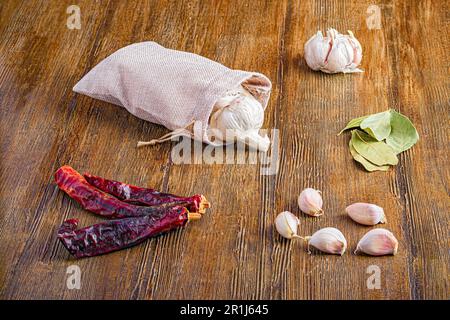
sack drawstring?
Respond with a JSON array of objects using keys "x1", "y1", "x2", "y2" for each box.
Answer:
[{"x1": 137, "y1": 120, "x2": 195, "y2": 148}]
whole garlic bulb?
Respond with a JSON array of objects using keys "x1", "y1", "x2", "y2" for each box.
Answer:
[
  {"x1": 275, "y1": 211, "x2": 300, "y2": 239},
  {"x1": 305, "y1": 227, "x2": 347, "y2": 255},
  {"x1": 304, "y1": 28, "x2": 363, "y2": 74},
  {"x1": 209, "y1": 86, "x2": 270, "y2": 152},
  {"x1": 346, "y1": 203, "x2": 386, "y2": 226}
]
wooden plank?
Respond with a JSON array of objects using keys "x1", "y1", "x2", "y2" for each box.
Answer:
[
  {"x1": 0, "y1": 0, "x2": 448, "y2": 300},
  {"x1": 0, "y1": 0, "x2": 176, "y2": 299},
  {"x1": 384, "y1": 0, "x2": 449, "y2": 299},
  {"x1": 270, "y1": 0, "x2": 410, "y2": 299},
  {"x1": 145, "y1": 0, "x2": 287, "y2": 299}
]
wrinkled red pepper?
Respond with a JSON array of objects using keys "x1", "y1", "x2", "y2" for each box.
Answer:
[
  {"x1": 83, "y1": 173, "x2": 210, "y2": 214},
  {"x1": 55, "y1": 165, "x2": 205, "y2": 258},
  {"x1": 55, "y1": 166, "x2": 185, "y2": 219},
  {"x1": 57, "y1": 206, "x2": 193, "y2": 258}
]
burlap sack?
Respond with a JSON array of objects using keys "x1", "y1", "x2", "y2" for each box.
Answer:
[{"x1": 73, "y1": 41, "x2": 272, "y2": 145}]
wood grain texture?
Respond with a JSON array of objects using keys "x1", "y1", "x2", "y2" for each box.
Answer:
[{"x1": 0, "y1": 0, "x2": 448, "y2": 299}]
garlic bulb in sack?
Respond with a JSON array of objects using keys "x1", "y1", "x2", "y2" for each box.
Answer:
[
  {"x1": 304, "y1": 28, "x2": 363, "y2": 74},
  {"x1": 209, "y1": 86, "x2": 270, "y2": 152}
]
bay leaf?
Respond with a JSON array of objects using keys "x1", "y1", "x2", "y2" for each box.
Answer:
[
  {"x1": 360, "y1": 110, "x2": 392, "y2": 141},
  {"x1": 385, "y1": 110, "x2": 419, "y2": 154},
  {"x1": 351, "y1": 130, "x2": 398, "y2": 166},
  {"x1": 349, "y1": 140, "x2": 390, "y2": 172},
  {"x1": 338, "y1": 115, "x2": 369, "y2": 135}
]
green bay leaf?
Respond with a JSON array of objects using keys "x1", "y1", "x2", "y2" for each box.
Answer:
[
  {"x1": 349, "y1": 140, "x2": 390, "y2": 172},
  {"x1": 360, "y1": 110, "x2": 392, "y2": 141},
  {"x1": 338, "y1": 115, "x2": 369, "y2": 135},
  {"x1": 385, "y1": 110, "x2": 419, "y2": 154},
  {"x1": 351, "y1": 130, "x2": 398, "y2": 166}
]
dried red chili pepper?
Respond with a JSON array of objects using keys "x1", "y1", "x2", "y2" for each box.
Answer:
[
  {"x1": 58, "y1": 206, "x2": 201, "y2": 258},
  {"x1": 83, "y1": 173, "x2": 210, "y2": 214},
  {"x1": 55, "y1": 165, "x2": 186, "y2": 219}
]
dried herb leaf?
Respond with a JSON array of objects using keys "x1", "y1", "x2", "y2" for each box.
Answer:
[
  {"x1": 360, "y1": 110, "x2": 392, "y2": 141},
  {"x1": 338, "y1": 115, "x2": 369, "y2": 135},
  {"x1": 385, "y1": 110, "x2": 419, "y2": 154},
  {"x1": 349, "y1": 140, "x2": 390, "y2": 172},
  {"x1": 351, "y1": 130, "x2": 398, "y2": 166},
  {"x1": 341, "y1": 110, "x2": 418, "y2": 172}
]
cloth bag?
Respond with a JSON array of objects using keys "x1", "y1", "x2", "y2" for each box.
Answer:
[{"x1": 73, "y1": 41, "x2": 272, "y2": 146}]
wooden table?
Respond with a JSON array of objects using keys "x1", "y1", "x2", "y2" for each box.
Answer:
[{"x1": 0, "y1": 0, "x2": 448, "y2": 300}]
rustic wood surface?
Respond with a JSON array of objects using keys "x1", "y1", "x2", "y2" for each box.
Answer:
[{"x1": 0, "y1": 0, "x2": 448, "y2": 300}]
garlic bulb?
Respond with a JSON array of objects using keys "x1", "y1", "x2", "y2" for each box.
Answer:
[
  {"x1": 209, "y1": 86, "x2": 270, "y2": 152},
  {"x1": 275, "y1": 211, "x2": 300, "y2": 239},
  {"x1": 355, "y1": 228, "x2": 398, "y2": 256},
  {"x1": 304, "y1": 227, "x2": 347, "y2": 255},
  {"x1": 304, "y1": 28, "x2": 363, "y2": 74},
  {"x1": 346, "y1": 203, "x2": 386, "y2": 226},
  {"x1": 298, "y1": 188, "x2": 323, "y2": 216}
]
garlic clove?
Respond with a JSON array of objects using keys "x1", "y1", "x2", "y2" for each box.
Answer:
[
  {"x1": 298, "y1": 188, "x2": 323, "y2": 216},
  {"x1": 355, "y1": 228, "x2": 398, "y2": 256},
  {"x1": 346, "y1": 31, "x2": 363, "y2": 70},
  {"x1": 322, "y1": 30, "x2": 347, "y2": 73},
  {"x1": 345, "y1": 203, "x2": 386, "y2": 226},
  {"x1": 275, "y1": 211, "x2": 300, "y2": 239},
  {"x1": 304, "y1": 31, "x2": 331, "y2": 71},
  {"x1": 305, "y1": 227, "x2": 347, "y2": 255}
]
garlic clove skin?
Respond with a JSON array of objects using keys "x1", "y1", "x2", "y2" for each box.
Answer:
[
  {"x1": 304, "y1": 28, "x2": 363, "y2": 74},
  {"x1": 305, "y1": 227, "x2": 347, "y2": 255},
  {"x1": 234, "y1": 129, "x2": 270, "y2": 152},
  {"x1": 214, "y1": 88, "x2": 242, "y2": 109},
  {"x1": 275, "y1": 211, "x2": 300, "y2": 239},
  {"x1": 345, "y1": 203, "x2": 386, "y2": 226},
  {"x1": 345, "y1": 31, "x2": 363, "y2": 70},
  {"x1": 355, "y1": 228, "x2": 398, "y2": 256},
  {"x1": 298, "y1": 188, "x2": 323, "y2": 216}
]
